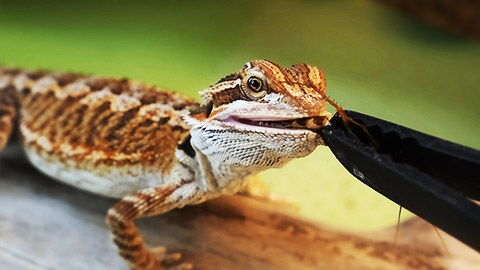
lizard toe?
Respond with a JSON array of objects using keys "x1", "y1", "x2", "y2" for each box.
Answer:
[{"x1": 150, "y1": 247, "x2": 192, "y2": 270}]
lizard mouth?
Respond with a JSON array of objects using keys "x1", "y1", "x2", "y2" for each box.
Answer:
[{"x1": 231, "y1": 116, "x2": 329, "y2": 132}]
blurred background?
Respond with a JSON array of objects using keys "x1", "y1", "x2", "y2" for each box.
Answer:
[{"x1": 1, "y1": 0, "x2": 479, "y2": 230}]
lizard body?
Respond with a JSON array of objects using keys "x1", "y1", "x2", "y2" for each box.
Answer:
[{"x1": 0, "y1": 60, "x2": 331, "y2": 269}]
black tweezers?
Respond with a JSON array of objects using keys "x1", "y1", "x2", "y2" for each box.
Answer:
[{"x1": 320, "y1": 110, "x2": 480, "y2": 252}]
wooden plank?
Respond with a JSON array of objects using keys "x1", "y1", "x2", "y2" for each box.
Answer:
[{"x1": 1, "y1": 154, "x2": 478, "y2": 270}]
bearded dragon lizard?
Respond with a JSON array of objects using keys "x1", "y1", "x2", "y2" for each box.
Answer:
[{"x1": 0, "y1": 60, "x2": 334, "y2": 270}]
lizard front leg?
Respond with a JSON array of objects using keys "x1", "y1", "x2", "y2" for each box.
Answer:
[{"x1": 106, "y1": 181, "x2": 206, "y2": 270}]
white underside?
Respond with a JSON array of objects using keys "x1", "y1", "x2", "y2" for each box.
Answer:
[{"x1": 24, "y1": 147, "x2": 166, "y2": 199}]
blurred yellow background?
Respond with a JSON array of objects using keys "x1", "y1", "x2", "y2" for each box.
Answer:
[{"x1": 1, "y1": 0, "x2": 479, "y2": 230}]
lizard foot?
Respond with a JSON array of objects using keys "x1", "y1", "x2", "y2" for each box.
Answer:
[{"x1": 151, "y1": 247, "x2": 193, "y2": 270}]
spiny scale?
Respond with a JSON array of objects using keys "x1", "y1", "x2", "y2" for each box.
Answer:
[{"x1": 0, "y1": 68, "x2": 197, "y2": 197}]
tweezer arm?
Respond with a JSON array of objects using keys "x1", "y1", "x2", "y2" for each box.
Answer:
[{"x1": 320, "y1": 110, "x2": 480, "y2": 251}]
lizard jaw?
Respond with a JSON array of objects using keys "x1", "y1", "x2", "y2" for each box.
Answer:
[{"x1": 228, "y1": 115, "x2": 329, "y2": 133}]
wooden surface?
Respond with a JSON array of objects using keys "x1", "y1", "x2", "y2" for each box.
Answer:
[{"x1": 1, "y1": 152, "x2": 479, "y2": 270}]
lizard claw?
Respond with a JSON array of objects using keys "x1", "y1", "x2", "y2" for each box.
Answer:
[
  {"x1": 168, "y1": 263, "x2": 193, "y2": 270},
  {"x1": 151, "y1": 247, "x2": 193, "y2": 270}
]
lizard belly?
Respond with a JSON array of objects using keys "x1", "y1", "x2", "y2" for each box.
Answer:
[{"x1": 24, "y1": 146, "x2": 166, "y2": 198}]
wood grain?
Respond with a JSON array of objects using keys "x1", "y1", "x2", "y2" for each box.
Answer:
[{"x1": 1, "y1": 151, "x2": 478, "y2": 270}]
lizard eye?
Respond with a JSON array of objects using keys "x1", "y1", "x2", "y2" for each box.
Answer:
[
  {"x1": 242, "y1": 75, "x2": 266, "y2": 100},
  {"x1": 247, "y1": 77, "x2": 263, "y2": 92}
]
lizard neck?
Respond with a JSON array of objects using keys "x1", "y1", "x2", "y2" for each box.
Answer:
[
  {"x1": 192, "y1": 148, "x2": 261, "y2": 195},
  {"x1": 176, "y1": 132, "x2": 255, "y2": 194}
]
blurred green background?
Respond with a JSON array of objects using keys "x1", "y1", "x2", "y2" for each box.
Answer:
[{"x1": 1, "y1": 0, "x2": 479, "y2": 230}]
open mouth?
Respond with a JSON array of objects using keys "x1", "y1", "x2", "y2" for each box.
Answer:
[{"x1": 232, "y1": 116, "x2": 329, "y2": 132}]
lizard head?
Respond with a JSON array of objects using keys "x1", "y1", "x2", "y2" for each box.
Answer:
[{"x1": 186, "y1": 60, "x2": 332, "y2": 172}]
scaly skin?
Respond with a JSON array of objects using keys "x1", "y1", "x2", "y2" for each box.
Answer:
[{"x1": 0, "y1": 60, "x2": 332, "y2": 269}]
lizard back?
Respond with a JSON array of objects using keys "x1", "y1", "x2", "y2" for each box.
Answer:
[{"x1": 0, "y1": 68, "x2": 198, "y2": 197}]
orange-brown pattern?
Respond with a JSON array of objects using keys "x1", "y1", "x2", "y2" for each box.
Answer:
[
  {"x1": 0, "y1": 83, "x2": 17, "y2": 149},
  {"x1": 0, "y1": 68, "x2": 197, "y2": 173},
  {"x1": 208, "y1": 61, "x2": 327, "y2": 117},
  {"x1": 0, "y1": 68, "x2": 204, "y2": 269}
]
